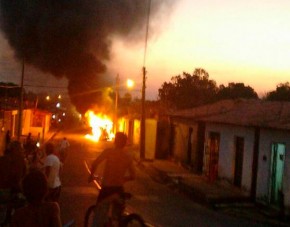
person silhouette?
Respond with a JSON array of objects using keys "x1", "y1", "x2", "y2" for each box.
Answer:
[{"x1": 11, "y1": 170, "x2": 62, "y2": 227}]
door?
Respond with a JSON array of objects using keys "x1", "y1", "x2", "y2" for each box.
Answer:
[
  {"x1": 187, "y1": 127, "x2": 193, "y2": 165},
  {"x1": 234, "y1": 137, "x2": 244, "y2": 187},
  {"x1": 208, "y1": 132, "x2": 220, "y2": 182},
  {"x1": 269, "y1": 143, "x2": 285, "y2": 206}
]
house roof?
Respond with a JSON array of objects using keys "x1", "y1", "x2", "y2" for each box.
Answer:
[{"x1": 170, "y1": 99, "x2": 290, "y2": 130}]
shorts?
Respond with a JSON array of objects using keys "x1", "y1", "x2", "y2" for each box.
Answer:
[{"x1": 97, "y1": 186, "x2": 124, "y2": 203}]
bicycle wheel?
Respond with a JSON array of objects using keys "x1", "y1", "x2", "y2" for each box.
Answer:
[
  {"x1": 84, "y1": 205, "x2": 96, "y2": 227},
  {"x1": 121, "y1": 213, "x2": 146, "y2": 227}
]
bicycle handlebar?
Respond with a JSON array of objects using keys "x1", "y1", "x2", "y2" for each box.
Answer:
[
  {"x1": 84, "y1": 161, "x2": 133, "y2": 201},
  {"x1": 84, "y1": 161, "x2": 102, "y2": 190}
]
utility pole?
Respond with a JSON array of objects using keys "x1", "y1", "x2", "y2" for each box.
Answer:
[
  {"x1": 140, "y1": 67, "x2": 146, "y2": 159},
  {"x1": 140, "y1": 0, "x2": 151, "y2": 160},
  {"x1": 17, "y1": 58, "x2": 24, "y2": 141}
]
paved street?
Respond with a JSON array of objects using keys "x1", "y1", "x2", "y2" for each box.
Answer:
[{"x1": 55, "y1": 130, "x2": 274, "y2": 227}]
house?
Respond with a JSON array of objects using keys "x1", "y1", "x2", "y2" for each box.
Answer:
[
  {"x1": 0, "y1": 108, "x2": 52, "y2": 155},
  {"x1": 169, "y1": 99, "x2": 290, "y2": 213}
]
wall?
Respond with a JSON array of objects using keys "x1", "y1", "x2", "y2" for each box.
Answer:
[
  {"x1": 145, "y1": 119, "x2": 157, "y2": 160},
  {"x1": 173, "y1": 123, "x2": 189, "y2": 163},
  {"x1": 205, "y1": 123, "x2": 255, "y2": 192},
  {"x1": 256, "y1": 128, "x2": 290, "y2": 211}
]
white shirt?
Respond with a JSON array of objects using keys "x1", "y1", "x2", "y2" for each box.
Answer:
[
  {"x1": 59, "y1": 139, "x2": 70, "y2": 150},
  {"x1": 44, "y1": 154, "x2": 61, "y2": 188}
]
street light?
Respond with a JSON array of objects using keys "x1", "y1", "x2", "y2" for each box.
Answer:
[
  {"x1": 114, "y1": 76, "x2": 136, "y2": 134},
  {"x1": 126, "y1": 79, "x2": 135, "y2": 89}
]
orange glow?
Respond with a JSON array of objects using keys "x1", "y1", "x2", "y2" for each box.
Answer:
[{"x1": 84, "y1": 110, "x2": 114, "y2": 142}]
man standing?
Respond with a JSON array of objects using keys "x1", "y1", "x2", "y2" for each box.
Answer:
[
  {"x1": 59, "y1": 137, "x2": 70, "y2": 163},
  {"x1": 44, "y1": 143, "x2": 62, "y2": 203}
]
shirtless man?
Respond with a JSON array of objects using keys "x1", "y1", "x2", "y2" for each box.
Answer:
[
  {"x1": 89, "y1": 132, "x2": 135, "y2": 202},
  {"x1": 88, "y1": 132, "x2": 135, "y2": 226}
]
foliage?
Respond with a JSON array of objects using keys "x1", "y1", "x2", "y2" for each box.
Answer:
[
  {"x1": 265, "y1": 82, "x2": 290, "y2": 101},
  {"x1": 158, "y1": 68, "x2": 218, "y2": 110},
  {"x1": 216, "y1": 82, "x2": 258, "y2": 100}
]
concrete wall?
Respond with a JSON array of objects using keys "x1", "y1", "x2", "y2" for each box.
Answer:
[
  {"x1": 256, "y1": 128, "x2": 290, "y2": 211},
  {"x1": 173, "y1": 123, "x2": 188, "y2": 162},
  {"x1": 172, "y1": 122, "x2": 199, "y2": 165},
  {"x1": 145, "y1": 119, "x2": 157, "y2": 160},
  {"x1": 205, "y1": 123, "x2": 255, "y2": 192}
]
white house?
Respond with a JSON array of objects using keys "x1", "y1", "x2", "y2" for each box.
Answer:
[{"x1": 170, "y1": 99, "x2": 290, "y2": 213}]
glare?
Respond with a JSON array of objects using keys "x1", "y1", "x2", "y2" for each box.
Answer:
[
  {"x1": 58, "y1": 94, "x2": 62, "y2": 99},
  {"x1": 46, "y1": 96, "x2": 50, "y2": 101},
  {"x1": 56, "y1": 103, "x2": 61, "y2": 108},
  {"x1": 126, "y1": 79, "x2": 135, "y2": 88}
]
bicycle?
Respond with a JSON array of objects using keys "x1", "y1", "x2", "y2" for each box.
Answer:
[{"x1": 84, "y1": 162, "x2": 146, "y2": 227}]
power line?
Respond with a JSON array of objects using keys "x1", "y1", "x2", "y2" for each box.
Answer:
[{"x1": 24, "y1": 84, "x2": 67, "y2": 89}]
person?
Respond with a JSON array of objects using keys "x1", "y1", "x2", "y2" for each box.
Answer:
[
  {"x1": 88, "y1": 132, "x2": 136, "y2": 226},
  {"x1": 29, "y1": 147, "x2": 44, "y2": 172},
  {"x1": 10, "y1": 170, "x2": 62, "y2": 227},
  {"x1": 0, "y1": 141, "x2": 27, "y2": 194},
  {"x1": 44, "y1": 143, "x2": 62, "y2": 203},
  {"x1": 58, "y1": 137, "x2": 70, "y2": 163},
  {"x1": 24, "y1": 133, "x2": 35, "y2": 159},
  {"x1": 0, "y1": 141, "x2": 27, "y2": 225}
]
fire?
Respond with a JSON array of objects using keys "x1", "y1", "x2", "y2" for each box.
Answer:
[{"x1": 84, "y1": 110, "x2": 114, "y2": 142}]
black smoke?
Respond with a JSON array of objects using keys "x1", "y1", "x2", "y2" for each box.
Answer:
[{"x1": 0, "y1": 0, "x2": 174, "y2": 113}]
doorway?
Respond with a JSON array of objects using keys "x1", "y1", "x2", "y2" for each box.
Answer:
[
  {"x1": 208, "y1": 132, "x2": 220, "y2": 182},
  {"x1": 187, "y1": 127, "x2": 193, "y2": 165},
  {"x1": 269, "y1": 143, "x2": 285, "y2": 206},
  {"x1": 234, "y1": 137, "x2": 244, "y2": 187}
]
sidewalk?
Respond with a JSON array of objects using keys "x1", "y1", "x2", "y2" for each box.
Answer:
[{"x1": 138, "y1": 158, "x2": 289, "y2": 226}]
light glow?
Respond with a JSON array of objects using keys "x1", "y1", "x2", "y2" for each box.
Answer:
[{"x1": 126, "y1": 79, "x2": 135, "y2": 88}]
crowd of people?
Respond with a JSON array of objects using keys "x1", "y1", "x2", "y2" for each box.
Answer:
[
  {"x1": 0, "y1": 131, "x2": 135, "y2": 227},
  {"x1": 0, "y1": 132, "x2": 69, "y2": 226}
]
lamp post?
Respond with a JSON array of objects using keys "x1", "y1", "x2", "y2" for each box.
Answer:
[{"x1": 114, "y1": 76, "x2": 135, "y2": 134}]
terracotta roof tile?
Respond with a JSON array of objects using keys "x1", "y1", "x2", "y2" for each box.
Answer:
[{"x1": 170, "y1": 99, "x2": 290, "y2": 130}]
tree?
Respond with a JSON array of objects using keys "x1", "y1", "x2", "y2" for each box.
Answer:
[
  {"x1": 216, "y1": 82, "x2": 258, "y2": 101},
  {"x1": 158, "y1": 68, "x2": 218, "y2": 110},
  {"x1": 265, "y1": 82, "x2": 290, "y2": 101}
]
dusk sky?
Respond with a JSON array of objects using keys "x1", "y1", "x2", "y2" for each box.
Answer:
[{"x1": 1, "y1": 0, "x2": 290, "y2": 100}]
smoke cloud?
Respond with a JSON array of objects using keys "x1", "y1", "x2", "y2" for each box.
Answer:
[{"x1": 0, "y1": 0, "x2": 174, "y2": 113}]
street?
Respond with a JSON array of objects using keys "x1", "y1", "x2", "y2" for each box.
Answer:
[{"x1": 55, "y1": 130, "x2": 269, "y2": 227}]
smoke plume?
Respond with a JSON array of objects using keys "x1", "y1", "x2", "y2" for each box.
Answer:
[{"x1": 0, "y1": 0, "x2": 174, "y2": 113}]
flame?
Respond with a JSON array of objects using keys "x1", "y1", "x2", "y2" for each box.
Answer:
[{"x1": 84, "y1": 110, "x2": 114, "y2": 142}]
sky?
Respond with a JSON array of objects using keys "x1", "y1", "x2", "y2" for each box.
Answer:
[{"x1": 1, "y1": 0, "x2": 290, "y2": 100}]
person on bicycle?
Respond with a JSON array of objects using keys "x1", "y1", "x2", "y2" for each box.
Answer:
[{"x1": 88, "y1": 132, "x2": 136, "y2": 225}]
